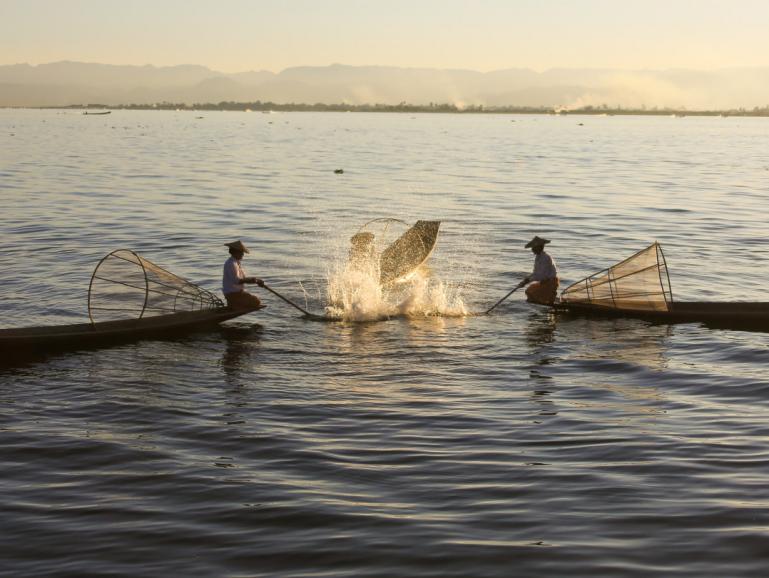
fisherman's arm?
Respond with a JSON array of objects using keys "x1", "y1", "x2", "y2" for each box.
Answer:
[
  {"x1": 238, "y1": 276, "x2": 264, "y2": 286},
  {"x1": 521, "y1": 259, "x2": 540, "y2": 286},
  {"x1": 524, "y1": 254, "x2": 552, "y2": 285}
]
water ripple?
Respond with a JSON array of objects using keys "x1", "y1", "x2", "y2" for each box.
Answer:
[{"x1": 2, "y1": 110, "x2": 769, "y2": 577}]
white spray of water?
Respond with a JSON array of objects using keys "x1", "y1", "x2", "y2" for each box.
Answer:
[{"x1": 324, "y1": 260, "x2": 467, "y2": 322}]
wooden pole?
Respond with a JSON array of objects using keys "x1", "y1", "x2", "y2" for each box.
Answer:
[
  {"x1": 261, "y1": 283, "x2": 325, "y2": 320},
  {"x1": 485, "y1": 283, "x2": 524, "y2": 314}
]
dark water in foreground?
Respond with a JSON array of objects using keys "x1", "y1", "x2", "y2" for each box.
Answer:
[{"x1": 1, "y1": 110, "x2": 769, "y2": 576}]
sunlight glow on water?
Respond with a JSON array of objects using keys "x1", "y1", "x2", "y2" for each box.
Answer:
[
  {"x1": 1, "y1": 110, "x2": 768, "y2": 577},
  {"x1": 325, "y1": 265, "x2": 468, "y2": 321}
]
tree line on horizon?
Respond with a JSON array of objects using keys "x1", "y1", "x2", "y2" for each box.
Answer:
[{"x1": 60, "y1": 101, "x2": 769, "y2": 116}]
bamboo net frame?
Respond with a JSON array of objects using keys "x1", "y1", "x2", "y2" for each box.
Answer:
[
  {"x1": 561, "y1": 242, "x2": 673, "y2": 312},
  {"x1": 87, "y1": 249, "x2": 223, "y2": 324}
]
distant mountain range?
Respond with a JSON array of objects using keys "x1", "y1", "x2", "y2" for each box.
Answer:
[{"x1": 2, "y1": 61, "x2": 769, "y2": 110}]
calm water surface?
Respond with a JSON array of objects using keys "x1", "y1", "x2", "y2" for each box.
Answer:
[{"x1": 1, "y1": 110, "x2": 769, "y2": 576}]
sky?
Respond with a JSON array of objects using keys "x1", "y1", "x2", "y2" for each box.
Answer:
[{"x1": 1, "y1": 0, "x2": 769, "y2": 73}]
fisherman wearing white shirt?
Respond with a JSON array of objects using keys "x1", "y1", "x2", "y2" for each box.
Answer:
[
  {"x1": 520, "y1": 235, "x2": 559, "y2": 305},
  {"x1": 222, "y1": 240, "x2": 263, "y2": 310}
]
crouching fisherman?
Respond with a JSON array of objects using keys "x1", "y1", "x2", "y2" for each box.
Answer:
[
  {"x1": 520, "y1": 236, "x2": 559, "y2": 305},
  {"x1": 222, "y1": 240, "x2": 263, "y2": 310}
]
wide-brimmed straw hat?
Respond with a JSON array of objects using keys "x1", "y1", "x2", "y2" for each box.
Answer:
[
  {"x1": 225, "y1": 240, "x2": 249, "y2": 254},
  {"x1": 524, "y1": 235, "x2": 551, "y2": 248}
]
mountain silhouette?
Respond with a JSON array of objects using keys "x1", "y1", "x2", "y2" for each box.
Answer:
[{"x1": 2, "y1": 61, "x2": 768, "y2": 109}]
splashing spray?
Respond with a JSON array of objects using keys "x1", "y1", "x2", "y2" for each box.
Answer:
[{"x1": 324, "y1": 255, "x2": 467, "y2": 321}]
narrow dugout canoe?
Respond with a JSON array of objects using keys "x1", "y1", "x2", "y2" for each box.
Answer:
[
  {"x1": 553, "y1": 301, "x2": 769, "y2": 331},
  {"x1": 0, "y1": 306, "x2": 263, "y2": 353}
]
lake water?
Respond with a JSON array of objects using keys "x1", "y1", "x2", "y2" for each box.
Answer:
[{"x1": 1, "y1": 109, "x2": 768, "y2": 577}]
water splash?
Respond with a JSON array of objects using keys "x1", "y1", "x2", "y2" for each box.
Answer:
[{"x1": 324, "y1": 260, "x2": 467, "y2": 322}]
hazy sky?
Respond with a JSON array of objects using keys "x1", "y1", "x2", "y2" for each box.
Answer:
[{"x1": 2, "y1": 0, "x2": 768, "y2": 72}]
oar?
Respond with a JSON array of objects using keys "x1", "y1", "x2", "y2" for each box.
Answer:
[
  {"x1": 485, "y1": 282, "x2": 525, "y2": 314},
  {"x1": 259, "y1": 282, "x2": 326, "y2": 320}
]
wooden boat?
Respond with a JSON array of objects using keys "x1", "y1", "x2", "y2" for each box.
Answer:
[
  {"x1": 0, "y1": 307, "x2": 261, "y2": 353},
  {"x1": 0, "y1": 249, "x2": 262, "y2": 355},
  {"x1": 83, "y1": 110, "x2": 111, "y2": 115},
  {"x1": 555, "y1": 243, "x2": 769, "y2": 332},
  {"x1": 553, "y1": 300, "x2": 769, "y2": 331}
]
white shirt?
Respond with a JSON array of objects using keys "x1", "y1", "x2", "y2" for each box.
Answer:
[
  {"x1": 531, "y1": 251, "x2": 558, "y2": 282},
  {"x1": 222, "y1": 256, "x2": 246, "y2": 295}
]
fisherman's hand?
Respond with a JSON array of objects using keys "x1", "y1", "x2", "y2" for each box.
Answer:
[
  {"x1": 255, "y1": 278, "x2": 265, "y2": 287},
  {"x1": 520, "y1": 278, "x2": 529, "y2": 287}
]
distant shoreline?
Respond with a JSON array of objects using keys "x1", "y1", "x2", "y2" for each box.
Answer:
[{"x1": 9, "y1": 102, "x2": 769, "y2": 117}]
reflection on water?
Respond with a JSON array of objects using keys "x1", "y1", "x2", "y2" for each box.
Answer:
[
  {"x1": 521, "y1": 309, "x2": 675, "y2": 422},
  {"x1": 524, "y1": 309, "x2": 557, "y2": 350},
  {"x1": 524, "y1": 308, "x2": 558, "y2": 379},
  {"x1": 522, "y1": 310, "x2": 559, "y2": 421},
  {"x1": 562, "y1": 316, "x2": 673, "y2": 371},
  {"x1": 218, "y1": 323, "x2": 263, "y2": 383},
  {"x1": 551, "y1": 315, "x2": 674, "y2": 424}
]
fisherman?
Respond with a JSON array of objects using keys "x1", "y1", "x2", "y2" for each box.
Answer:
[
  {"x1": 520, "y1": 236, "x2": 559, "y2": 305},
  {"x1": 222, "y1": 240, "x2": 263, "y2": 310}
]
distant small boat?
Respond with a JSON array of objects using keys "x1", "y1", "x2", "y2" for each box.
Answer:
[{"x1": 83, "y1": 110, "x2": 111, "y2": 115}]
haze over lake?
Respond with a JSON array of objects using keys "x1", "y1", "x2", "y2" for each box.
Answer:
[{"x1": 4, "y1": 61, "x2": 769, "y2": 110}]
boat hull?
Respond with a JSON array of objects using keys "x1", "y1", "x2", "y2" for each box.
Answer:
[
  {"x1": 0, "y1": 306, "x2": 262, "y2": 355},
  {"x1": 554, "y1": 301, "x2": 769, "y2": 332}
]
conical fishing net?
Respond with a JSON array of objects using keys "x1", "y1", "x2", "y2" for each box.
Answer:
[
  {"x1": 561, "y1": 242, "x2": 673, "y2": 312},
  {"x1": 379, "y1": 220, "x2": 440, "y2": 285},
  {"x1": 88, "y1": 249, "x2": 223, "y2": 323}
]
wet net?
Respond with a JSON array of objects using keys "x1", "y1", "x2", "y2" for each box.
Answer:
[
  {"x1": 88, "y1": 249, "x2": 223, "y2": 323},
  {"x1": 379, "y1": 220, "x2": 441, "y2": 285},
  {"x1": 561, "y1": 242, "x2": 673, "y2": 312}
]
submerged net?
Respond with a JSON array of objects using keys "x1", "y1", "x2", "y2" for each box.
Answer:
[
  {"x1": 88, "y1": 249, "x2": 223, "y2": 323},
  {"x1": 561, "y1": 242, "x2": 673, "y2": 312}
]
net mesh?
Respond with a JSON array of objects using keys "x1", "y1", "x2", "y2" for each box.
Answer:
[
  {"x1": 88, "y1": 249, "x2": 223, "y2": 323},
  {"x1": 379, "y1": 220, "x2": 440, "y2": 285},
  {"x1": 561, "y1": 242, "x2": 673, "y2": 312}
]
